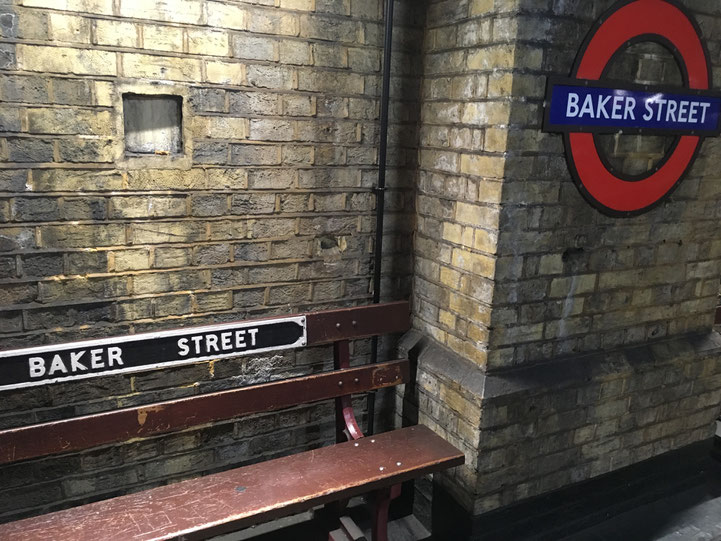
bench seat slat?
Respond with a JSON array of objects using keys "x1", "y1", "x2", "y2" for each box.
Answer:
[
  {"x1": 0, "y1": 425, "x2": 464, "y2": 541},
  {"x1": 0, "y1": 360, "x2": 409, "y2": 465}
]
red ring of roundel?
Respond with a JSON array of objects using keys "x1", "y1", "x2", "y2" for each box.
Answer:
[{"x1": 566, "y1": 0, "x2": 710, "y2": 216}]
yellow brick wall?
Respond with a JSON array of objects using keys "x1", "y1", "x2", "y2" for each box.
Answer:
[
  {"x1": 0, "y1": 0, "x2": 423, "y2": 521},
  {"x1": 0, "y1": 0, "x2": 419, "y2": 349},
  {"x1": 413, "y1": 0, "x2": 516, "y2": 368}
]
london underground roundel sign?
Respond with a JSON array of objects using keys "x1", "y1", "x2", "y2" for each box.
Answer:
[{"x1": 543, "y1": 0, "x2": 721, "y2": 217}]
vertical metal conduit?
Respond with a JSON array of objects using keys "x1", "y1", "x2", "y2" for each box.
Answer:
[{"x1": 367, "y1": 0, "x2": 395, "y2": 435}]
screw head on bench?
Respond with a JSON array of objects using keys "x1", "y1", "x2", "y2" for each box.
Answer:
[
  {"x1": 338, "y1": 381, "x2": 343, "y2": 386},
  {"x1": 336, "y1": 323, "x2": 341, "y2": 329},
  {"x1": 352, "y1": 320, "x2": 357, "y2": 326},
  {"x1": 379, "y1": 466, "x2": 385, "y2": 471},
  {"x1": 354, "y1": 377, "x2": 359, "y2": 383}
]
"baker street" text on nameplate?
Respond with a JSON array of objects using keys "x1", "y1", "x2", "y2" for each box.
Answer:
[{"x1": 0, "y1": 316, "x2": 306, "y2": 391}]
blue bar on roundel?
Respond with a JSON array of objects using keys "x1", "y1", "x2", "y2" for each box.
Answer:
[{"x1": 546, "y1": 82, "x2": 721, "y2": 134}]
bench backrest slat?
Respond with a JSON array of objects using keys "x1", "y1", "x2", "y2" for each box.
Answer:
[
  {"x1": 0, "y1": 359, "x2": 409, "y2": 464},
  {"x1": 305, "y1": 301, "x2": 409, "y2": 345}
]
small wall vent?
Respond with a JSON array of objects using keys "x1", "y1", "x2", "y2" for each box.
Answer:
[{"x1": 122, "y1": 94, "x2": 183, "y2": 155}]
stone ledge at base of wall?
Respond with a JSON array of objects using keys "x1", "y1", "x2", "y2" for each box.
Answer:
[{"x1": 398, "y1": 329, "x2": 721, "y2": 536}]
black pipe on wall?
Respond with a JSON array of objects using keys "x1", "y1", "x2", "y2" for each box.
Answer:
[{"x1": 367, "y1": 0, "x2": 395, "y2": 436}]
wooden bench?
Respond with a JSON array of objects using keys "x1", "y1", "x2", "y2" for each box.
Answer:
[{"x1": 0, "y1": 301, "x2": 463, "y2": 541}]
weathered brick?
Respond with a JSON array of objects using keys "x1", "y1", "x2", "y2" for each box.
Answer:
[
  {"x1": 39, "y1": 276, "x2": 128, "y2": 302},
  {"x1": 0, "y1": 311, "x2": 22, "y2": 333},
  {"x1": 122, "y1": 53, "x2": 201, "y2": 81},
  {"x1": 279, "y1": 39, "x2": 311, "y2": 65},
  {"x1": 58, "y1": 139, "x2": 114, "y2": 163},
  {"x1": 0, "y1": 107, "x2": 21, "y2": 132},
  {"x1": 39, "y1": 224, "x2": 125, "y2": 248},
  {"x1": 7, "y1": 138, "x2": 54, "y2": 163},
  {"x1": 49, "y1": 13, "x2": 90, "y2": 44},
  {"x1": 142, "y1": 24, "x2": 183, "y2": 52},
  {"x1": 192, "y1": 194, "x2": 228, "y2": 217},
  {"x1": 154, "y1": 293, "x2": 192, "y2": 316},
  {"x1": 20, "y1": 0, "x2": 114, "y2": 14},
  {"x1": 249, "y1": 119, "x2": 293, "y2": 141},
  {"x1": 231, "y1": 34, "x2": 276, "y2": 61},
  {"x1": 13, "y1": 197, "x2": 60, "y2": 221},
  {"x1": 154, "y1": 247, "x2": 191, "y2": 268},
  {"x1": 193, "y1": 142, "x2": 229, "y2": 164},
  {"x1": 109, "y1": 196, "x2": 187, "y2": 219},
  {"x1": 247, "y1": 9, "x2": 299, "y2": 36},
  {"x1": 195, "y1": 290, "x2": 232, "y2": 311},
  {"x1": 133, "y1": 270, "x2": 208, "y2": 294},
  {"x1": 282, "y1": 95, "x2": 314, "y2": 116},
  {"x1": 0, "y1": 75, "x2": 48, "y2": 103},
  {"x1": 193, "y1": 244, "x2": 230, "y2": 266},
  {"x1": 300, "y1": 14, "x2": 359, "y2": 42},
  {"x1": 22, "y1": 254, "x2": 63, "y2": 276},
  {"x1": 31, "y1": 170, "x2": 123, "y2": 192},
  {"x1": 297, "y1": 69, "x2": 364, "y2": 94},
  {"x1": 27, "y1": 108, "x2": 112, "y2": 135},
  {"x1": 66, "y1": 251, "x2": 108, "y2": 274},
  {"x1": 230, "y1": 144, "x2": 281, "y2": 166},
  {"x1": 246, "y1": 65, "x2": 294, "y2": 90},
  {"x1": 207, "y1": 1, "x2": 246, "y2": 30},
  {"x1": 204, "y1": 60, "x2": 244, "y2": 85},
  {"x1": 234, "y1": 241, "x2": 269, "y2": 262},
  {"x1": 130, "y1": 222, "x2": 206, "y2": 244},
  {"x1": 112, "y1": 249, "x2": 150, "y2": 271},
  {"x1": 17, "y1": 44, "x2": 115, "y2": 75},
  {"x1": 119, "y1": 0, "x2": 204, "y2": 25},
  {"x1": 193, "y1": 116, "x2": 246, "y2": 139},
  {"x1": 95, "y1": 19, "x2": 137, "y2": 47},
  {"x1": 189, "y1": 88, "x2": 226, "y2": 113},
  {"x1": 188, "y1": 29, "x2": 229, "y2": 56},
  {"x1": 231, "y1": 193, "x2": 275, "y2": 215}
]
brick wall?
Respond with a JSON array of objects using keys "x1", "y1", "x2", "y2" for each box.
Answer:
[
  {"x1": 413, "y1": 0, "x2": 506, "y2": 369},
  {"x1": 487, "y1": 0, "x2": 721, "y2": 369},
  {"x1": 3, "y1": 0, "x2": 720, "y2": 531},
  {"x1": 407, "y1": 0, "x2": 721, "y2": 532},
  {"x1": 0, "y1": 0, "x2": 423, "y2": 521}
]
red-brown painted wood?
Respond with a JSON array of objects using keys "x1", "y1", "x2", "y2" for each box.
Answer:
[
  {"x1": 0, "y1": 425, "x2": 464, "y2": 541},
  {"x1": 305, "y1": 301, "x2": 409, "y2": 345},
  {"x1": 0, "y1": 360, "x2": 409, "y2": 464},
  {"x1": 371, "y1": 487, "x2": 393, "y2": 541}
]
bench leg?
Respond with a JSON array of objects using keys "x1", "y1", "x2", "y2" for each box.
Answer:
[{"x1": 371, "y1": 487, "x2": 392, "y2": 541}]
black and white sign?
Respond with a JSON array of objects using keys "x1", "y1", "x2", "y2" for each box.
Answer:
[{"x1": 0, "y1": 316, "x2": 306, "y2": 391}]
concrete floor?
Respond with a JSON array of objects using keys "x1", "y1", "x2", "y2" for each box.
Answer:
[{"x1": 563, "y1": 451, "x2": 721, "y2": 541}]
